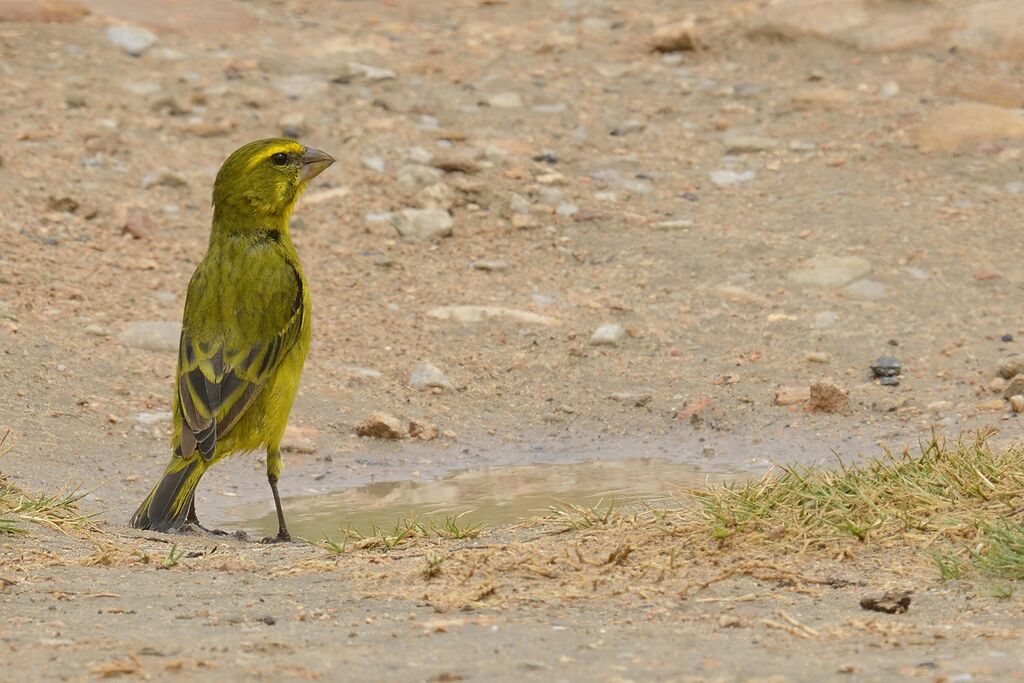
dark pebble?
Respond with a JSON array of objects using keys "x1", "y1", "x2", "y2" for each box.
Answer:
[
  {"x1": 1002, "y1": 334, "x2": 1014, "y2": 343},
  {"x1": 871, "y1": 356, "x2": 902, "y2": 377},
  {"x1": 532, "y1": 151, "x2": 558, "y2": 164},
  {"x1": 262, "y1": 615, "x2": 276, "y2": 626},
  {"x1": 879, "y1": 376, "x2": 900, "y2": 387}
]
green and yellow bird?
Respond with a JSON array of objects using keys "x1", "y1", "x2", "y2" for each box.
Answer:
[{"x1": 130, "y1": 138, "x2": 334, "y2": 542}]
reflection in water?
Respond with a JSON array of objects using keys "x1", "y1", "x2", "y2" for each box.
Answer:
[{"x1": 234, "y1": 459, "x2": 728, "y2": 540}]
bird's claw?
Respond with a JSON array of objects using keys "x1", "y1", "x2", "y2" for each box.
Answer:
[{"x1": 260, "y1": 531, "x2": 291, "y2": 544}]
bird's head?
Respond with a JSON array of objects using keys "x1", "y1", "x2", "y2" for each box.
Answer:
[{"x1": 212, "y1": 138, "x2": 334, "y2": 222}]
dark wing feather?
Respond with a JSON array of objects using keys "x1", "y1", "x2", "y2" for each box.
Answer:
[{"x1": 175, "y1": 257, "x2": 304, "y2": 461}]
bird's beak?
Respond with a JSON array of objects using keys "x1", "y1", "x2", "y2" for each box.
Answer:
[{"x1": 300, "y1": 147, "x2": 335, "y2": 181}]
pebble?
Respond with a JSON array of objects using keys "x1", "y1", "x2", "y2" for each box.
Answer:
[
  {"x1": 340, "y1": 365, "x2": 383, "y2": 380},
  {"x1": 589, "y1": 323, "x2": 626, "y2": 346},
  {"x1": 927, "y1": 401, "x2": 952, "y2": 413},
  {"x1": 361, "y1": 156, "x2": 386, "y2": 174},
  {"x1": 879, "y1": 376, "x2": 900, "y2": 387},
  {"x1": 1002, "y1": 375, "x2": 1024, "y2": 399},
  {"x1": 1005, "y1": 181, "x2": 1024, "y2": 194},
  {"x1": 470, "y1": 259, "x2": 508, "y2": 271},
  {"x1": 508, "y1": 193, "x2": 532, "y2": 215},
  {"x1": 790, "y1": 255, "x2": 871, "y2": 287},
  {"x1": 654, "y1": 219, "x2": 694, "y2": 230},
  {"x1": 709, "y1": 170, "x2": 755, "y2": 187},
  {"x1": 118, "y1": 321, "x2": 181, "y2": 352},
  {"x1": 649, "y1": 19, "x2": 701, "y2": 52},
  {"x1": 870, "y1": 356, "x2": 902, "y2": 377},
  {"x1": 807, "y1": 382, "x2": 848, "y2": 413},
  {"x1": 813, "y1": 311, "x2": 838, "y2": 328},
  {"x1": 85, "y1": 324, "x2": 109, "y2": 337},
  {"x1": 106, "y1": 25, "x2": 157, "y2": 57},
  {"x1": 408, "y1": 420, "x2": 439, "y2": 441},
  {"x1": 842, "y1": 278, "x2": 886, "y2": 299},
  {"x1": 593, "y1": 191, "x2": 618, "y2": 202},
  {"x1": 1002, "y1": 333, "x2": 1014, "y2": 343},
  {"x1": 914, "y1": 102, "x2": 1024, "y2": 152},
  {"x1": 349, "y1": 62, "x2": 396, "y2": 81},
  {"x1": 136, "y1": 411, "x2": 172, "y2": 426},
  {"x1": 397, "y1": 164, "x2": 444, "y2": 187},
  {"x1": 427, "y1": 305, "x2": 559, "y2": 326},
  {"x1": 390, "y1": 208, "x2": 453, "y2": 240},
  {"x1": 556, "y1": 202, "x2": 579, "y2": 217},
  {"x1": 610, "y1": 120, "x2": 645, "y2": 136},
  {"x1": 975, "y1": 398, "x2": 1006, "y2": 413},
  {"x1": 607, "y1": 391, "x2": 653, "y2": 407},
  {"x1": 998, "y1": 356, "x2": 1024, "y2": 379},
  {"x1": 880, "y1": 80, "x2": 900, "y2": 98},
  {"x1": 806, "y1": 351, "x2": 831, "y2": 363},
  {"x1": 990, "y1": 377, "x2": 1008, "y2": 393},
  {"x1": 723, "y1": 133, "x2": 779, "y2": 154},
  {"x1": 774, "y1": 386, "x2": 810, "y2": 406},
  {"x1": 355, "y1": 413, "x2": 405, "y2": 440},
  {"x1": 532, "y1": 103, "x2": 567, "y2": 114},
  {"x1": 1010, "y1": 395, "x2": 1024, "y2": 414},
  {"x1": 141, "y1": 170, "x2": 187, "y2": 189},
  {"x1": 487, "y1": 92, "x2": 523, "y2": 109},
  {"x1": 279, "y1": 112, "x2": 306, "y2": 138},
  {"x1": 410, "y1": 362, "x2": 453, "y2": 391}
]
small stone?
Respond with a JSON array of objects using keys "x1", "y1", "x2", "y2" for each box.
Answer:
[
  {"x1": 807, "y1": 383, "x2": 848, "y2": 413},
  {"x1": 709, "y1": 169, "x2": 755, "y2": 187},
  {"x1": 135, "y1": 411, "x2": 171, "y2": 426},
  {"x1": 141, "y1": 170, "x2": 187, "y2": 189},
  {"x1": 410, "y1": 362, "x2": 453, "y2": 391},
  {"x1": 655, "y1": 219, "x2": 693, "y2": 230},
  {"x1": 118, "y1": 321, "x2": 181, "y2": 352},
  {"x1": 390, "y1": 209, "x2": 453, "y2": 240},
  {"x1": 361, "y1": 156, "x2": 386, "y2": 174},
  {"x1": 432, "y1": 155, "x2": 480, "y2": 175},
  {"x1": 281, "y1": 425, "x2": 317, "y2": 454},
  {"x1": 487, "y1": 92, "x2": 523, "y2": 109},
  {"x1": 556, "y1": 202, "x2": 579, "y2": 217},
  {"x1": 775, "y1": 386, "x2": 810, "y2": 406},
  {"x1": 990, "y1": 377, "x2": 1008, "y2": 393},
  {"x1": 879, "y1": 376, "x2": 900, "y2": 387},
  {"x1": 813, "y1": 311, "x2": 838, "y2": 329},
  {"x1": 47, "y1": 196, "x2": 79, "y2": 213},
  {"x1": 842, "y1": 279, "x2": 886, "y2": 300},
  {"x1": 508, "y1": 193, "x2": 532, "y2": 215},
  {"x1": 880, "y1": 81, "x2": 900, "y2": 98},
  {"x1": 470, "y1": 260, "x2": 508, "y2": 271},
  {"x1": 396, "y1": 164, "x2": 443, "y2": 187},
  {"x1": 85, "y1": 324, "x2": 109, "y2": 337},
  {"x1": 650, "y1": 19, "x2": 701, "y2": 53},
  {"x1": 723, "y1": 133, "x2": 779, "y2": 154},
  {"x1": 279, "y1": 112, "x2": 306, "y2": 138},
  {"x1": 355, "y1": 413, "x2": 405, "y2": 440},
  {"x1": 427, "y1": 305, "x2": 559, "y2": 326},
  {"x1": 511, "y1": 214, "x2": 540, "y2": 230},
  {"x1": 610, "y1": 120, "x2": 645, "y2": 136},
  {"x1": 870, "y1": 356, "x2": 901, "y2": 378},
  {"x1": 718, "y1": 614, "x2": 742, "y2": 629},
  {"x1": 607, "y1": 391, "x2": 653, "y2": 407},
  {"x1": 1001, "y1": 333, "x2": 1015, "y2": 343},
  {"x1": 1011, "y1": 395, "x2": 1024, "y2": 414},
  {"x1": 106, "y1": 24, "x2": 157, "y2": 57},
  {"x1": 860, "y1": 591, "x2": 911, "y2": 615},
  {"x1": 1002, "y1": 375, "x2": 1024, "y2": 399},
  {"x1": 975, "y1": 398, "x2": 1007, "y2": 413},
  {"x1": 1006, "y1": 181, "x2": 1024, "y2": 195},
  {"x1": 347, "y1": 62, "x2": 397, "y2": 81},
  {"x1": 927, "y1": 401, "x2": 952, "y2": 413},
  {"x1": 806, "y1": 351, "x2": 830, "y2": 364},
  {"x1": 791, "y1": 255, "x2": 871, "y2": 287},
  {"x1": 998, "y1": 356, "x2": 1024, "y2": 379},
  {"x1": 408, "y1": 420, "x2": 439, "y2": 441},
  {"x1": 589, "y1": 323, "x2": 626, "y2": 346}
]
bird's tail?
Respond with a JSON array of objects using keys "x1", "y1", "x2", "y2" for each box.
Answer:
[{"x1": 130, "y1": 456, "x2": 208, "y2": 532}]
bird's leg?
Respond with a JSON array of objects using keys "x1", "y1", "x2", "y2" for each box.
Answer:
[{"x1": 261, "y1": 447, "x2": 291, "y2": 544}]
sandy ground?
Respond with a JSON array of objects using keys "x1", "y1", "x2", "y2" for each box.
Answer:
[{"x1": 2, "y1": 0, "x2": 1024, "y2": 680}]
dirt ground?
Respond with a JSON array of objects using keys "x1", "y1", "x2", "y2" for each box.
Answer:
[{"x1": 2, "y1": 0, "x2": 1024, "y2": 680}]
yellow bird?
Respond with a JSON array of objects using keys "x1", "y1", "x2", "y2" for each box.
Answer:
[{"x1": 130, "y1": 138, "x2": 334, "y2": 542}]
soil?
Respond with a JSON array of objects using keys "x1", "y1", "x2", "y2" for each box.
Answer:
[{"x1": 1, "y1": 0, "x2": 1023, "y2": 680}]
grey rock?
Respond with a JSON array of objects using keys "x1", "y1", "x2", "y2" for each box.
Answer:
[
  {"x1": 655, "y1": 219, "x2": 694, "y2": 230},
  {"x1": 608, "y1": 391, "x2": 653, "y2": 407},
  {"x1": 141, "y1": 170, "x2": 187, "y2": 190},
  {"x1": 556, "y1": 202, "x2": 579, "y2": 217},
  {"x1": 1005, "y1": 181, "x2": 1024, "y2": 194},
  {"x1": 508, "y1": 193, "x2": 532, "y2": 215},
  {"x1": 118, "y1": 321, "x2": 181, "y2": 352},
  {"x1": 790, "y1": 255, "x2": 871, "y2": 287},
  {"x1": 871, "y1": 356, "x2": 902, "y2": 377},
  {"x1": 106, "y1": 25, "x2": 157, "y2": 57},
  {"x1": 709, "y1": 169, "x2": 756, "y2": 187},
  {"x1": 590, "y1": 323, "x2": 627, "y2": 346},
  {"x1": 279, "y1": 112, "x2": 306, "y2": 138},
  {"x1": 410, "y1": 362, "x2": 453, "y2": 391},
  {"x1": 723, "y1": 133, "x2": 779, "y2": 153},
  {"x1": 538, "y1": 187, "x2": 563, "y2": 205},
  {"x1": 813, "y1": 311, "x2": 839, "y2": 329},
  {"x1": 610, "y1": 120, "x2": 645, "y2": 136},
  {"x1": 391, "y1": 209, "x2": 453, "y2": 240},
  {"x1": 397, "y1": 164, "x2": 443, "y2": 187},
  {"x1": 471, "y1": 259, "x2": 508, "y2": 271},
  {"x1": 407, "y1": 147, "x2": 434, "y2": 165},
  {"x1": 842, "y1": 279, "x2": 887, "y2": 300},
  {"x1": 85, "y1": 324, "x2": 109, "y2": 337},
  {"x1": 347, "y1": 62, "x2": 397, "y2": 81},
  {"x1": 487, "y1": 92, "x2": 523, "y2": 108},
  {"x1": 361, "y1": 155, "x2": 386, "y2": 174},
  {"x1": 136, "y1": 411, "x2": 172, "y2": 426},
  {"x1": 879, "y1": 376, "x2": 900, "y2": 387},
  {"x1": 880, "y1": 81, "x2": 900, "y2": 98}
]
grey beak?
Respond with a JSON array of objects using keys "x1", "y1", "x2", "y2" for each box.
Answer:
[{"x1": 300, "y1": 147, "x2": 335, "y2": 181}]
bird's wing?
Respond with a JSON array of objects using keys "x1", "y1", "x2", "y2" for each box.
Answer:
[{"x1": 175, "y1": 247, "x2": 304, "y2": 460}]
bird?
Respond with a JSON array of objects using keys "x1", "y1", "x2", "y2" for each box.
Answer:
[{"x1": 130, "y1": 138, "x2": 334, "y2": 542}]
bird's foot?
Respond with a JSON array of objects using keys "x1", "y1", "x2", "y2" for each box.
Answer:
[
  {"x1": 260, "y1": 531, "x2": 292, "y2": 544},
  {"x1": 183, "y1": 522, "x2": 247, "y2": 540}
]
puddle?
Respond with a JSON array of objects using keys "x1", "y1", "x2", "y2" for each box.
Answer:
[{"x1": 234, "y1": 458, "x2": 736, "y2": 540}]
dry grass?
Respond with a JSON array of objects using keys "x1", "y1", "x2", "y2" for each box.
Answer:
[{"x1": 0, "y1": 431, "x2": 97, "y2": 535}]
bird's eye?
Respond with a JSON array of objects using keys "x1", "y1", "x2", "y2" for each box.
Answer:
[{"x1": 270, "y1": 152, "x2": 288, "y2": 166}]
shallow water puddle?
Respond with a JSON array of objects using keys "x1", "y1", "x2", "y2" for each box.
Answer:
[{"x1": 234, "y1": 458, "x2": 733, "y2": 541}]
